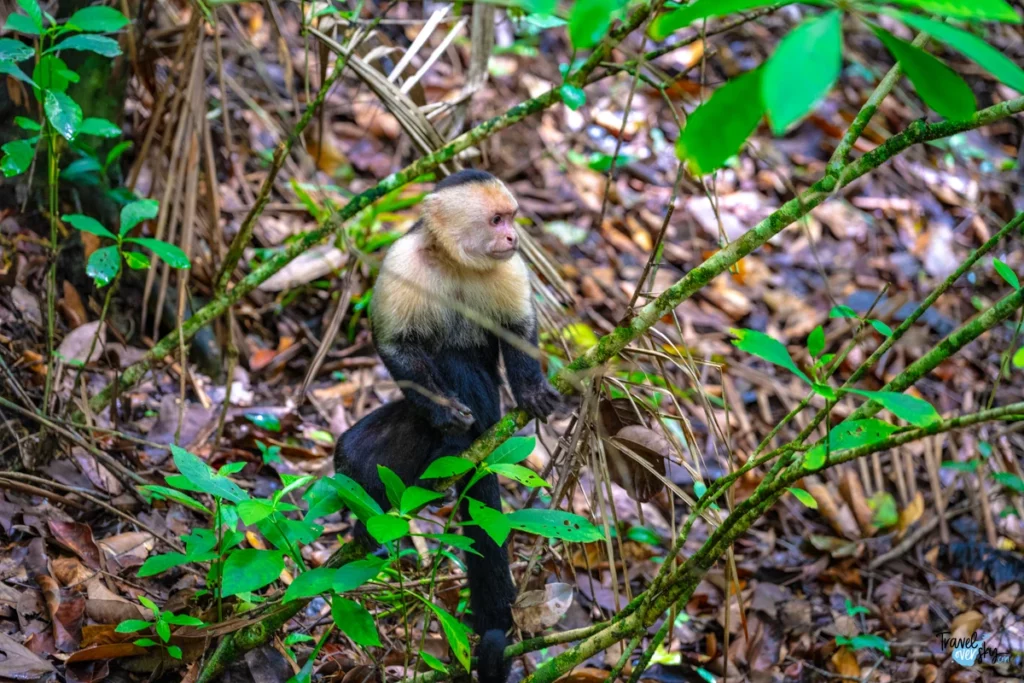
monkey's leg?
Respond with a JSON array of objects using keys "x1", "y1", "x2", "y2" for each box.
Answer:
[{"x1": 459, "y1": 473, "x2": 516, "y2": 683}]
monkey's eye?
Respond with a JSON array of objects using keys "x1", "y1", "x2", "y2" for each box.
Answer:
[{"x1": 490, "y1": 214, "x2": 502, "y2": 226}]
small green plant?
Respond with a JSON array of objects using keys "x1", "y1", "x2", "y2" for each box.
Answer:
[
  {"x1": 836, "y1": 633, "x2": 891, "y2": 659},
  {"x1": 115, "y1": 595, "x2": 205, "y2": 660}
]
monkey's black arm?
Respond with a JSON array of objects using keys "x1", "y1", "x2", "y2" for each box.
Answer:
[
  {"x1": 501, "y1": 317, "x2": 561, "y2": 420},
  {"x1": 377, "y1": 337, "x2": 475, "y2": 432}
]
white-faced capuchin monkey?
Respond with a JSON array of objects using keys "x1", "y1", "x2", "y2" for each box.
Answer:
[{"x1": 334, "y1": 169, "x2": 562, "y2": 683}]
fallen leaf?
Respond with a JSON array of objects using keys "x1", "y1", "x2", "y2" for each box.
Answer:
[
  {"x1": 48, "y1": 520, "x2": 103, "y2": 569},
  {"x1": 831, "y1": 646, "x2": 861, "y2": 678},
  {"x1": 512, "y1": 583, "x2": 574, "y2": 633},
  {"x1": 951, "y1": 610, "x2": 984, "y2": 639},
  {"x1": 55, "y1": 321, "x2": 105, "y2": 365},
  {"x1": 0, "y1": 631, "x2": 56, "y2": 680},
  {"x1": 896, "y1": 491, "x2": 924, "y2": 538}
]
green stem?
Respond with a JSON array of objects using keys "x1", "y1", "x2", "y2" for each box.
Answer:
[{"x1": 43, "y1": 130, "x2": 60, "y2": 415}]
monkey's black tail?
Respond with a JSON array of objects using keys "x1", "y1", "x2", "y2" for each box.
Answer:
[{"x1": 478, "y1": 629, "x2": 511, "y2": 683}]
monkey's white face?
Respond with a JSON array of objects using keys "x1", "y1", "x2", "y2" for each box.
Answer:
[
  {"x1": 482, "y1": 211, "x2": 518, "y2": 261},
  {"x1": 426, "y1": 179, "x2": 521, "y2": 270}
]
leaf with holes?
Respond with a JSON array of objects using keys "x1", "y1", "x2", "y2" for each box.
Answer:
[
  {"x1": 44, "y1": 90, "x2": 82, "y2": 141},
  {"x1": 331, "y1": 597, "x2": 381, "y2": 647},
  {"x1": 506, "y1": 509, "x2": 604, "y2": 542},
  {"x1": 67, "y1": 5, "x2": 129, "y2": 32},
  {"x1": 731, "y1": 328, "x2": 811, "y2": 384},
  {"x1": 124, "y1": 238, "x2": 190, "y2": 269},
  {"x1": 804, "y1": 418, "x2": 900, "y2": 470},
  {"x1": 848, "y1": 389, "x2": 941, "y2": 427},
  {"x1": 677, "y1": 69, "x2": 764, "y2": 175},
  {"x1": 86, "y1": 245, "x2": 120, "y2": 287},
  {"x1": 489, "y1": 463, "x2": 549, "y2": 488},
  {"x1": 220, "y1": 549, "x2": 284, "y2": 596}
]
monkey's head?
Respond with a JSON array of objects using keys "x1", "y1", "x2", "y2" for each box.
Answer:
[{"x1": 423, "y1": 169, "x2": 520, "y2": 271}]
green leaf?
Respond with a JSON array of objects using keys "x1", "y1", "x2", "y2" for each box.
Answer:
[
  {"x1": 258, "y1": 514, "x2": 321, "y2": 551},
  {"x1": 868, "y1": 491, "x2": 899, "y2": 528},
  {"x1": 48, "y1": 34, "x2": 122, "y2": 57},
  {"x1": 941, "y1": 459, "x2": 979, "y2": 473},
  {"x1": 869, "y1": 319, "x2": 893, "y2": 337},
  {"x1": 848, "y1": 389, "x2": 941, "y2": 427},
  {"x1": 489, "y1": 463, "x2": 549, "y2": 488},
  {"x1": 137, "y1": 552, "x2": 189, "y2": 577},
  {"x1": 171, "y1": 444, "x2": 248, "y2": 503},
  {"x1": 1, "y1": 139, "x2": 35, "y2": 177},
  {"x1": 882, "y1": 0, "x2": 1020, "y2": 23},
  {"x1": 44, "y1": 90, "x2": 83, "y2": 141},
  {"x1": 567, "y1": 0, "x2": 615, "y2": 50},
  {"x1": 466, "y1": 497, "x2": 512, "y2": 546},
  {"x1": 787, "y1": 487, "x2": 818, "y2": 509},
  {"x1": 283, "y1": 567, "x2": 336, "y2": 602},
  {"x1": 559, "y1": 83, "x2": 586, "y2": 110},
  {"x1": 133, "y1": 638, "x2": 158, "y2": 647},
  {"x1": 331, "y1": 597, "x2": 381, "y2": 647},
  {"x1": 845, "y1": 598, "x2": 870, "y2": 616},
  {"x1": 485, "y1": 436, "x2": 536, "y2": 465},
  {"x1": 33, "y1": 55, "x2": 70, "y2": 92},
  {"x1": 63, "y1": 213, "x2": 115, "y2": 240},
  {"x1": 220, "y1": 549, "x2": 284, "y2": 596},
  {"x1": 14, "y1": 117, "x2": 39, "y2": 131},
  {"x1": 418, "y1": 598, "x2": 472, "y2": 672},
  {"x1": 829, "y1": 304, "x2": 858, "y2": 319},
  {"x1": 17, "y1": 0, "x2": 42, "y2": 27},
  {"x1": 804, "y1": 418, "x2": 900, "y2": 470},
  {"x1": 993, "y1": 258, "x2": 1020, "y2": 290},
  {"x1": 506, "y1": 508, "x2": 605, "y2": 542},
  {"x1": 420, "y1": 533, "x2": 481, "y2": 557},
  {"x1": 848, "y1": 633, "x2": 891, "y2": 657},
  {"x1": 677, "y1": 68, "x2": 764, "y2": 175},
  {"x1": 763, "y1": 10, "x2": 842, "y2": 134},
  {"x1": 283, "y1": 633, "x2": 315, "y2": 646},
  {"x1": 993, "y1": 472, "x2": 1024, "y2": 493},
  {"x1": 78, "y1": 117, "x2": 122, "y2": 138},
  {"x1": 115, "y1": 619, "x2": 152, "y2": 633},
  {"x1": 376, "y1": 465, "x2": 406, "y2": 510},
  {"x1": 650, "y1": 0, "x2": 792, "y2": 40},
  {"x1": 366, "y1": 514, "x2": 409, "y2": 544},
  {"x1": 513, "y1": 0, "x2": 557, "y2": 12},
  {"x1": 333, "y1": 557, "x2": 387, "y2": 593},
  {"x1": 167, "y1": 645, "x2": 182, "y2": 660},
  {"x1": 61, "y1": 157, "x2": 102, "y2": 181},
  {"x1": 236, "y1": 499, "x2": 276, "y2": 526},
  {"x1": 421, "y1": 456, "x2": 475, "y2": 479},
  {"x1": 731, "y1": 328, "x2": 811, "y2": 384},
  {"x1": 871, "y1": 25, "x2": 975, "y2": 121},
  {"x1": 807, "y1": 325, "x2": 825, "y2": 358},
  {"x1": 138, "y1": 596, "x2": 158, "y2": 614},
  {"x1": 0, "y1": 38, "x2": 33, "y2": 62},
  {"x1": 67, "y1": 6, "x2": 130, "y2": 32},
  {"x1": 155, "y1": 620, "x2": 170, "y2": 643},
  {"x1": 399, "y1": 486, "x2": 444, "y2": 515},
  {"x1": 889, "y1": 11, "x2": 1024, "y2": 92},
  {"x1": 86, "y1": 244, "x2": 120, "y2": 287},
  {"x1": 163, "y1": 613, "x2": 204, "y2": 627},
  {"x1": 419, "y1": 650, "x2": 448, "y2": 673},
  {"x1": 0, "y1": 61, "x2": 36, "y2": 87},
  {"x1": 325, "y1": 474, "x2": 384, "y2": 522},
  {"x1": 124, "y1": 237, "x2": 190, "y2": 268},
  {"x1": 4, "y1": 13, "x2": 41, "y2": 35},
  {"x1": 1012, "y1": 346, "x2": 1024, "y2": 369},
  {"x1": 138, "y1": 484, "x2": 210, "y2": 514},
  {"x1": 119, "y1": 199, "x2": 159, "y2": 235},
  {"x1": 244, "y1": 411, "x2": 281, "y2": 432},
  {"x1": 105, "y1": 140, "x2": 132, "y2": 168}
]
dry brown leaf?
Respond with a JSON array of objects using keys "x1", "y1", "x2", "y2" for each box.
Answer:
[
  {"x1": 512, "y1": 583, "x2": 573, "y2": 633},
  {"x1": 951, "y1": 610, "x2": 984, "y2": 639},
  {"x1": 839, "y1": 469, "x2": 875, "y2": 536},
  {"x1": 554, "y1": 668, "x2": 611, "y2": 682},
  {"x1": 56, "y1": 321, "x2": 105, "y2": 365},
  {"x1": 896, "y1": 491, "x2": 925, "y2": 538},
  {"x1": 0, "y1": 631, "x2": 56, "y2": 680},
  {"x1": 598, "y1": 398, "x2": 666, "y2": 504},
  {"x1": 48, "y1": 520, "x2": 103, "y2": 569},
  {"x1": 831, "y1": 646, "x2": 861, "y2": 678}
]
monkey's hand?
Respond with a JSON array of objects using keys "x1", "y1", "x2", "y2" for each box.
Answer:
[
  {"x1": 517, "y1": 382, "x2": 563, "y2": 421},
  {"x1": 431, "y1": 397, "x2": 475, "y2": 433}
]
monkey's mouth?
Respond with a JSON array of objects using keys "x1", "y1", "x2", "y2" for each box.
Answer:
[{"x1": 489, "y1": 247, "x2": 517, "y2": 260}]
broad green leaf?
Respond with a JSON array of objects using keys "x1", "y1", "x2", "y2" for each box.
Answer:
[
  {"x1": 868, "y1": 491, "x2": 898, "y2": 528},
  {"x1": 324, "y1": 473, "x2": 383, "y2": 522},
  {"x1": 993, "y1": 258, "x2": 1020, "y2": 290},
  {"x1": 283, "y1": 567, "x2": 336, "y2": 602},
  {"x1": 872, "y1": 25, "x2": 975, "y2": 121},
  {"x1": 61, "y1": 157, "x2": 102, "y2": 181},
  {"x1": 889, "y1": 11, "x2": 1024, "y2": 92},
  {"x1": 514, "y1": 0, "x2": 558, "y2": 14},
  {"x1": 376, "y1": 465, "x2": 406, "y2": 510},
  {"x1": 399, "y1": 486, "x2": 444, "y2": 515},
  {"x1": 4, "y1": 13, "x2": 41, "y2": 35},
  {"x1": 731, "y1": 328, "x2": 811, "y2": 384},
  {"x1": 167, "y1": 645, "x2": 182, "y2": 660},
  {"x1": 33, "y1": 55, "x2": 70, "y2": 92},
  {"x1": 466, "y1": 497, "x2": 511, "y2": 546},
  {"x1": 807, "y1": 325, "x2": 825, "y2": 358},
  {"x1": 0, "y1": 61, "x2": 36, "y2": 86},
  {"x1": 105, "y1": 140, "x2": 132, "y2": 168},
  {"x1": 137, "y1": 552, "x2": 189, "y2": 577},
  {"x1": 219, "y1": 462, "x2": 247, "y2": 476},
  {"x1": 171, "y1": 444, "x2": 248, "y2": 503},
  {"x1": 86, "y1": 244, "x2": 120, "y2": 287},
  {"x1": 366, "y1": 514, "x2": 409, "y2": 544},
  {"x1": 506, "y1": 508, "x2": 605, "y2": 542},
  {"x1": 869, "y1": 319, "x2": 893, "y2": 337},
  {"x1": 236, "y1": 499, "x2": 275, "y2": 526},
  {"x1": 882, "y1": 0, "x2": 1019, "y2": 23},
  {"x1": 331, "y1": 597, "x2": 381, "y2": 647},
  {"x1": 244, "y1": 411, "x2": 281, "y2": 432},
  {"x1": 14, "y1": 117, "x2": 39, "y2": 131},
  {"x1": 258, "y1": 514, "x2": 321, "y2": 550},
  {"x1": 489, "y1": 463, "x2": 549, "y2": 488},
  {"x1": 162, "y1": 613, "x2": 204, "y2": 627},
  {"x1": 125, "y1": 251, "x2": 149, "y2": 274},
  {"x1": 763, "y1": 10, "x2": 842, "y2": 134},
  {"x1": 559, "y1": 83, "x2": 586, "y2": 110},
  {"x1": 567, "y1": 0, "x2": 615, "y2": 50},
  {"x1": 829, "y1": 304, "x2": 858, "y2": 319},
  {"x1": 804, "y1": 418, "x2": 900, "y2": 470},
  {"x1": 17, "y1": 0, "x2": 42, "y2": 28},
  {"x1": 787, "y1": 487, "x2": 818, "y2": 509},
  {"x1": 220, "y1": 549, "x2": 285, "y2": 596},
  {"x1": 138, "y1": 484, "x2": 210, "y2": 514},
  {"x1": 278, "y1": 473, "x2": 315, "y2": 498},
  {"x1": 63, "y1": 213, "x2": 115, "y2": 239},
  {"x1": 1012, "y1": 346, "x2": 1024, "y2": 369},
  {"x1": 419, "y1": 650, "x2": 448, "y2": 673},
  {"x1": 138, "y1": 596, "x2": 158, "y2": 613},
  {"x1": 420, "y1": 533, "x2": 481, "y2": 556},
  {"x1": 333, "y1": 557, "x2": 386, "y2": 593},
  {"x1": 421, "y1": 456, "x2": 475, "y2": 479},
  {"x1": 78, "y1": 117, "x2": 122, "y2": 138},
  {"x1": 941, "y1": 459, "x2": 978, "y2": 473},
  {"x1": 993, "y1": 472, "x2": 1024, "y2": 493},
  {"x1": 1, "y1": 139, "x2": 35, "y2": 177},
  {"x1": 847, "y1": 633, "x2": 891, "y2": 657},
  {"x1": 115, "y1": 619, "x2": 152, "y2": 633},
  {"x1": 417, "y1": 598, "x2": 471, "y2": 672},
  {"x1": 183, "y1": 528, "x2": 218, "y2": 556},
  {"x1": 677, "y1": 68, "x2": 764, "y2": 175},
  {"x1": 651, "y1": 0, "x2": 794, "y2": 39},
  {"x1": 44, "y1": 90, "x2": 83, "y2": 141},
  {"x1": 304, "y1": 478, "x2": 346, "y2": 521},
  {"x1": 485, "y1": 436, "x2": 536, "y2": 465},
  {"x1": 119, "y1": 198, "x2": 159, "y2": 235},
  {"x1": 848, "y1": 389, "x2": 941, "y2": 427},
  {"x1": 124, "y1": 237, "x2": 190, "y2": 269},
  {"x1": 0, "y1": 38, "x2": 33, "y2": 62},
  {"x1": 67, "y1": 6, "x2": 130, "y2": 32},
  {"x1": 48, "y1": 34, "x2": 121, "y2": 57}
]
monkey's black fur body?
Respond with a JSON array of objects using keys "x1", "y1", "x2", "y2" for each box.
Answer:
[{"x1": 334, "y1": 170, "x2": 560, "y2": 683}]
